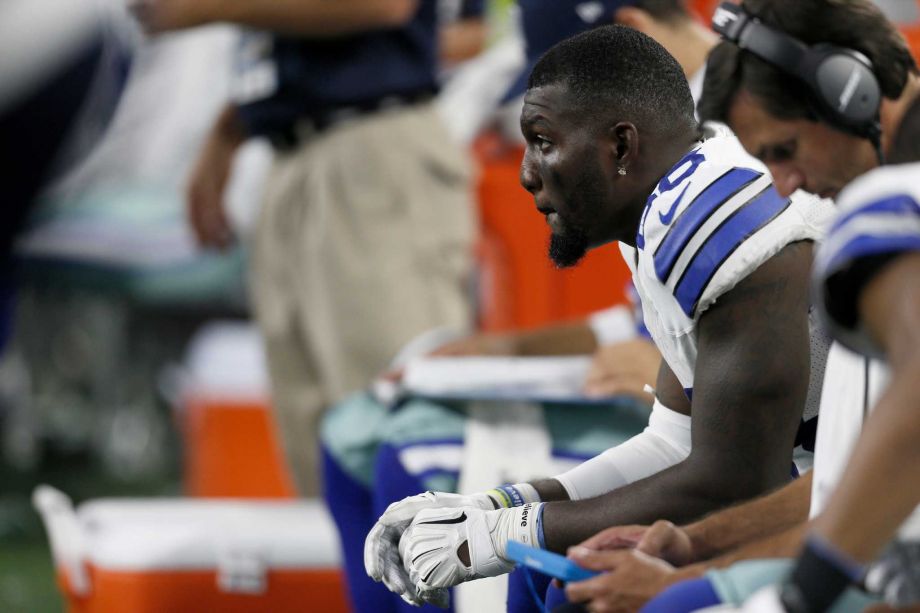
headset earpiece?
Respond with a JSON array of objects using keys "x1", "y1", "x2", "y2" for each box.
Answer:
[{"x1": 712, "y1": 1, "x2": 882, "y2": 143}]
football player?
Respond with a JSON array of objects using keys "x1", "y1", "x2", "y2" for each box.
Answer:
[{"x1": 366, "y1": 24, "x2": 833, "y2": 606}]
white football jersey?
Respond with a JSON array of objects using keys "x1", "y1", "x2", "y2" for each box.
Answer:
[
  {"x1": 811, "y1": 161, "x2": 920, "y2": 552},
  {"x1": 621, "y1": 125, "x2": 835, "y2": 401},
  {"x1": 813, "y1": 162, "x2": 920, "y2": 358}
]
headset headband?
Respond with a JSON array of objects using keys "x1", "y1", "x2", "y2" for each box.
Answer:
[{"x1": 712, "y1": 2, "x2": 882, "y2": 144}]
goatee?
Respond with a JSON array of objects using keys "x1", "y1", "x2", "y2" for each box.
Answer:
[{"x1": 548, "y1": 230, "x2": 589, "y2": 268}]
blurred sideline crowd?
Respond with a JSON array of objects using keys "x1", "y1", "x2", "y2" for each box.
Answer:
[{"x1": 4, "y1": 0, "x2": 920, "y2": 612}]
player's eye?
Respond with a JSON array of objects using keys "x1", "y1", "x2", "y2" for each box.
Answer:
[
  {"x1": 536, "y1": 135, "x2": 553, "y2": 153},
  {"x1": 767, "y1": 140, "x2": 797, "y2": 162}
]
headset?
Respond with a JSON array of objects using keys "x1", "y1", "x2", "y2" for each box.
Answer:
[{"x1": 712, "y1": 1, "x2": 885, "y2": 159}]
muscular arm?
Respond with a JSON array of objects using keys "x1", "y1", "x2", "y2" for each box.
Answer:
[
  {"x1": 686, "y1": 522, "x2": 808, "y2": 577},
  {"x1": 684, "y1": 472, "x2": 812, "y2": 561},
  {"x1": 812, "y1": 253, "x2": 920, "y2": 563},
  {"x1": 540, "y1": 242, "x2": 813, "y2": 552},
  {"x1": 430, "y1": 319, "x2": 599, "y2": 358},
  {"x1": 136, "y1": 0, "x2": 418, "y2": 36},
  {"x1": 440, "y1": 17, "x2": 487, "y2": 65},
  {"x1": 509, "y1": 320, "x2": 600, "y2": 356}
]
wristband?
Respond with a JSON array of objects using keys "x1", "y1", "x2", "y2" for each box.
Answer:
[
  {"x1": 535, "y1": 503, "x2": 547, "y2": 549},
  {"x1": 780, "y1": 535, "x2": 865, "y2": 613},
  {"x1": 485, "y1": 483, "x2": 541, "y2": 509}
]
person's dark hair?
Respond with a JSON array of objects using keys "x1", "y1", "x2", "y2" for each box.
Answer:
[
  {"x1": 527, "y1": 24, "x2": 697, "y2": 136},
  {"x1": 698, "y1": 0, "x2": 917, "y2": 126},
  {"x1": 890, "y1": 95, "x2": 920, "y2": 163},
  {"x1": 635, "y1": 0, "x2": 692, "y2": 24}
]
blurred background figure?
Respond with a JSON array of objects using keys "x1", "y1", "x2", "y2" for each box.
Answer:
[
  {"x1": 134, "y1": 0, "x2": 480, "y2": 498},
  {"x1": 0, "y1": 0, "x2": 133, "y2": 350}
]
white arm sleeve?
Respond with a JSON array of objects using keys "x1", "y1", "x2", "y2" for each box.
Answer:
[
  {"x1": 587, "y1": 305, "x2": 637, "y2": 347},
  {"x1": 554, "y1": 399, "x2": 692, "y2": 501}
]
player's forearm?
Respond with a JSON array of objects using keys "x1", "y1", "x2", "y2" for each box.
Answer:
[
  {"x1": 213, "y1": 104, "x2": 247, "y2": 147},
  {"x1": 816, "y1": 258, "x2": 920, "y2": 562},
  {"x1": 440, "y1": 18, "x2": 487, "y2": 64},
  {"x1": 541, "y1": 455, "x2": 776, "y2": 553},
  {"x1": 684, "y1": 472, "x2": 812, "y2": 561},
  {"x1": 691, "y1": 521, "x2": 808, "y2": 573},
  {"x1": 177, "y1": 0, "x2": 417, "y2": 36},
  {"x1": 531, "y1": 478, "x2": 571, "y2": 503},
  {"x1": 512, "y1": 320, "x2": 598, "y2": 356},
  {"x1": 813, "y1": 361, "x2": 920, "y2": 563}
]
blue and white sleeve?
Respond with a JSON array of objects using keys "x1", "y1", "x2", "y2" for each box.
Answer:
[
  {"x1": 645, "y1": 166, "x2": 832, "y2": 319},
  {"x1": 813, "y1": 163, "x2": 920, "y2": 357}
]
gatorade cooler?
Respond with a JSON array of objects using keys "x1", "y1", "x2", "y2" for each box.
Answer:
[
  {"x1": 34, "y1": 486, "x2": 349, "y2": 613},
  {"x1": 172, "y1": 321, "x2": 295, "y2": 498}
]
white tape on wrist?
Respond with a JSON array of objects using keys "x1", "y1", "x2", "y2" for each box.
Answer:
[{"x1": 494, "y1": 502, "x2": 545, "y2": 560}]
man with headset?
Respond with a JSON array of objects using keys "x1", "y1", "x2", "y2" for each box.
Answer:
[{"x1": 553, "y1": 1, "x2": 920, "y2": 611}]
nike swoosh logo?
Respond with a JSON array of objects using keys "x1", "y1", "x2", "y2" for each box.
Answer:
[
  {"x1": 412, "y1": 548, "x2": 439, "y2": 563},
  {"x1": 422, "y1": 561, "x2": 442, "y2": 584},
  {"x1": 419, "y1": 512, "x2": 467, "y2": 525},
  {"x1": 658, "y1": 183, "x2": 691, "y2": 225}
]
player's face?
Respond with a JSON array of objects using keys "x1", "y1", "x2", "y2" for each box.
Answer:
[
  {"x1": 519, "y1": 84, "x2": 621, "y2": 267},
  {"x1": 727, "y1": 90, "x2": 878, "y2": 200}
]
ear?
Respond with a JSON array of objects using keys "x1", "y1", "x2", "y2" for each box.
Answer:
[
  {"x1": 613, "y1": 6, "x2": 655, "y2": 33},
  {"x1": 607, "y1": 122, "x2": 639, "y2": 171}
]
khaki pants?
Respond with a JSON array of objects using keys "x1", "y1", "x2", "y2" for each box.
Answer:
[{"x1": 250, "y1": 102, "x2": 475, "y2": 496}]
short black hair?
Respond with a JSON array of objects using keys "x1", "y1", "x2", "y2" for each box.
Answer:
[
  {"x1": 890, "y1": 95, "x2": 920, "y2": 164},
  {"x1": 698, "y1": 0, "x2": 917, "y2": 126},
  {"x1": 527, "y1": 24, "x2": 697, "y2": 136},
  {"x1": 635, "y1": 0, "x2": 692, "y2": 24}
]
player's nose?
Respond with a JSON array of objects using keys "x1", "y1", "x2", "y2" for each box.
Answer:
[
  {"x1": 520, "y1": 151, "x2": 542, "y2": 194},
  {"x1": 768, "y1": 163, "x2": 807, "y2": 199}
]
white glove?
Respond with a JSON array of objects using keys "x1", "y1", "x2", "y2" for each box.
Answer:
[
  {"x1": 364, "y1": 486, "x2": 539, "y2": 606},
  {"x1": 399, "y1": 503, "x2": 544, "y2": 591},
  {"x1": 365, "y1": 491, "x2": 495, "y2": 607}
]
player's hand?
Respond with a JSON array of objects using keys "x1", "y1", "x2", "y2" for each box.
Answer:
[
  {"x1": 634, "y1": 520, "x2": 696, "y2": 566},
  {"x1": 399, "y1": 506, "x2": 516, "y2": 591},
  {"x1": 564, "y1": 547, "x2": 682, "y2": 613},
  {"x1": 129, "y1": 0, "x2": 213, "y2": 34},
  {"x1": 186, "y1": 110, "x2": 242, "y2": 250},
  {"x1": 577, "y1": 521, "x2": 696, "y2": 567},
  {"x1": 364, "y1": 492, "x2": 494, "y2": 606},
  {"x1": 583, "y1": 339, "x2": 660, "y2": 403},
  {"x1": 576, "y1": 524, "x2": 649, "y2": 551}
]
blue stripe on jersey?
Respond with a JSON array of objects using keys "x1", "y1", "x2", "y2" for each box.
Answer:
[
  {"x1": 830, "y1": 194, "x2": 920, "y2": 234},
  {"x1": 825, "y1": 233, "x2": 920, "y2": 277},
  {"x1": 674, "y1": 186, "x2": 791, "y2": 317},
  {"x1": 654, "y1": 168, "x2": 762, "y2": 282}
]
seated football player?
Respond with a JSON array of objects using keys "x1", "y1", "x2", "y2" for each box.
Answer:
[
  {"x1": 772, "y1": 94, "x2": 920, "y2": 613},
  {"x1": 365, "y1": 24, "x2": 833, "y2": 607},
  {"x1": 550, "y1": 2, "x2": 920, "y2": 611}
]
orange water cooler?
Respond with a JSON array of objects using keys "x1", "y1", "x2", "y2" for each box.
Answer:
[
  {"x1": 34, "y1": 486, "x2": 349, "y2": 613},
  {"x1": 173, "y1": 321, "x2": 296, "y2": 499}
]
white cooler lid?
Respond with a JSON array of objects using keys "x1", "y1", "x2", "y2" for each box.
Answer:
[
  {"x1": 77, "y1": 498, "x2": 342, "y2": 571},
  {"x1": 179, "y1": 321, "x2": 270, "y2": 402}
]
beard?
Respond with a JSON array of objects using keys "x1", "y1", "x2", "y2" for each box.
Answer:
[
  {"x1": 548, "y1": 224, "x2": 589, "y2": 268},
  {"x1": 546, "y1": 158, "x2": 611, "y2": 268}
]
